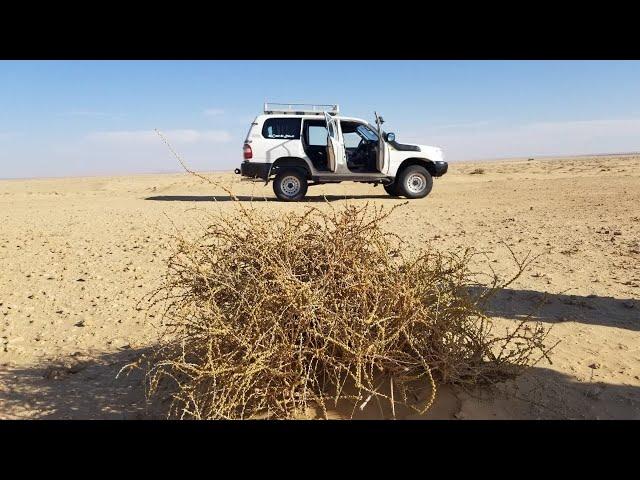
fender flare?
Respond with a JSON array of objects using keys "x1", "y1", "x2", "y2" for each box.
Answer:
[
  {"x1": 269, "y1": 157, "x2": 312, "y2": 179},
  {"x1": 397, "y1": 158, "x2": 437, "y2": 177}
]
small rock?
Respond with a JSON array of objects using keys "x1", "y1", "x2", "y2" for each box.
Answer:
[
  {"x1": 76, "y1": 278, "x2": 86, "y2": 282},
  {"x1": 44, "y1": 367, "x2": 67, "y2": 380},
  {"x1": 110, "y1": 338, "x2": 131, "y2": 350},
  {"x1": 74, "y1": 320, "x2": 85, "y2": 327},
  {"x1": 67, "y1": 362, "x2": 88, "y2": 374},
  {"x1": 613, "y1": 231, "x2": 622, "y2": 236},
  {"x1": 588, "y1": 362, "x2": 601, "y2": 370},
  {"x1": 585, "y1": 387, "x2": 603, "y2": 399}
]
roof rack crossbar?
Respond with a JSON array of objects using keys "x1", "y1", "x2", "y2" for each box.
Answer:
[{"x1": 263, "y1": 102, "x2": 339, "y2": 115}]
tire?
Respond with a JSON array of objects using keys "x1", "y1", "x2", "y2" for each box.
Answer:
[
  {"x1": 383, "y1": 182, "x2": 400, "y2": 197},
  {"x1": 397, "y1": 165, "x2": 433, "y2": 199},
  {"x1": 273, "y1": 169, "x2": 308, "y2": 201}
]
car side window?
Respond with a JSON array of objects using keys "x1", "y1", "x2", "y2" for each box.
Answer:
[
  {"x1": 343, "y1": 132, "x2": 361, "y2": 148},
  {"x1": 307, "y1": 125, "x2": 328, "y2": 146},
  {"x1": 262, "y1": 118, "x2": 302, "y2": 140}
]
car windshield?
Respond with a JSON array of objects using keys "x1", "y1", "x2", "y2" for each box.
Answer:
[{"x1": 357, "y1": 124, "x2": 379, "y2": 141}]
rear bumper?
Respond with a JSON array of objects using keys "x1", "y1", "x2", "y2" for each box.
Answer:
[
  {"x1": 433, "y1": 161, "x2": 448, "y2": 177},
  {"x1": 237, "y1": 161, "x2": 271, "y2": 180}
]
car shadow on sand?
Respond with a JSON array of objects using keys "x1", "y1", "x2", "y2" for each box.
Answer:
[
  {"x1": 144, "y1": 194, "x2": 395, "y2": 203},
  {"x1": 1, "y1": 346, "x2": 638, "y2": 419},
  {"x1": 466, "y1": 286, "x2": 640, "y2": 331}
]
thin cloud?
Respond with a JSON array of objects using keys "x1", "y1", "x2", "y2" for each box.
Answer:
[
  {"x1": 429, "y1": 120, "x2": 494, "y2": 131},
  {"x1": 87, "y1": 129, "x2": 232, "y2": 143},
  {"x1": 62, "y1": 110, "x2": 124, "y2": 118},
  {"x1": 203, "y1": 108, "x2": 225, "y2": 116},
  {"x1": 0, "y1": 132, "x2": 21, "y2": 140}
]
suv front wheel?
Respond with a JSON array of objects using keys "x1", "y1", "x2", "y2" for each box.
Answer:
[
  {"x1": 273, "y1": 169, "x2": 308, "y2": 201},
  {"x1": 397, "y1": 165, "x2": 433, "y2": 199},
  {"x1": 383, "y1": 182, "x2": 400, "y2": 197}
]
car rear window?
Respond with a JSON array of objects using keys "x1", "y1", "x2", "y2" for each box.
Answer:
[{"x1": 262, "y1": 118, "x2": 302, "y2": 140}]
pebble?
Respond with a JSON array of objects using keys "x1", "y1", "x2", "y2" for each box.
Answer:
[{"x1": 589, "y1": 362, "x2": 601, "y2": 369}]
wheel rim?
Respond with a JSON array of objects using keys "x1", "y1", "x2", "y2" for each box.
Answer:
[
  {"x1": 405, "y1": 173, "x2": 426, "y2": 194},
  {"x1": 281, "y1": 176, "x2": 301, "y2": 197}
]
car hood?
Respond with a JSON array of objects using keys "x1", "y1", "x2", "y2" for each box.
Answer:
[{"x1": 412, "y1": 144, "x2": 445, "y2": 162}]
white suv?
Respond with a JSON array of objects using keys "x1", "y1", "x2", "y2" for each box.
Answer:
[{"x1": 235, "y1": 103, "x2": 448, "y2": 201}]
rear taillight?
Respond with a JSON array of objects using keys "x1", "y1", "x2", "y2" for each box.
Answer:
[{"x1": 243, "y1": 143, "x2": 253, "y2": 160}]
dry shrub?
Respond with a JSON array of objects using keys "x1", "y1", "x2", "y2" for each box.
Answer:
[
  {"x1": 142, "y1": 202, "x2": 554, "y2": 419},
  {"x1": 469, "y1": 168, "x2": 485, "y2": 175}
]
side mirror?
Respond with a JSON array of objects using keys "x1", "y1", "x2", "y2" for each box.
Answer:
[{"x1": 385, "y1": 132, "x2": 396, "y2": 142}]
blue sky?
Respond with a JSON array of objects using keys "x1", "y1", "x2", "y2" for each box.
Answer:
[{"x1": 1, "y1": 60, "x2": 640, "y2": 178}]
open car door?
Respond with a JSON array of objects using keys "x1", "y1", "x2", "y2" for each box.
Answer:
[
  {"x1": 374, "y1": 112, "x2": 390, "y2": 173},
  {"x1": 324, "y1": 111, "x2": 339, "y2": 172}
]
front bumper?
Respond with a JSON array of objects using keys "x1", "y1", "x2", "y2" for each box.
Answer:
[
  {"x1": 433, "y1": 161, "x2": 448, "y2": 177},
  {"x1": 237, "y1": 161, "x2": 271, "y2": 180}
]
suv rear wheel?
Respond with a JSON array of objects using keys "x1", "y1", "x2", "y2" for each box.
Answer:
[
  {"x1": 273, "y1": 169, "x2": 308, "y2": 201},
  {"x1": 397, "y1": 165, "x2": 433, "y2": 199}
]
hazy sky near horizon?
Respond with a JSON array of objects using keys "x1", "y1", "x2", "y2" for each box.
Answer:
[{"x1": 1, "y1": 60, "x2": 640, "y2": 178}]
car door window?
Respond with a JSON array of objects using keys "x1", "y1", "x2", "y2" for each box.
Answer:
[
  {"x1": 343, "y1": 131, "x2": 362, "y2": 149},
  {"x1": 327, "y1": 121, "x2": 335, "y2": 139},
  {"x1": 307, "y1": 125, "x2": 328, "y2": 146}
]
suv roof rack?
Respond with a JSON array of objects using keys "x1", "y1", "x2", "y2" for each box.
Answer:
[{"x1": 264, "y1": 102, "x2": 339, "y2": 116}]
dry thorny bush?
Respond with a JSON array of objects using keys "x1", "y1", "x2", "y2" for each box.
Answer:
[{"x1": 134, "y1": 200, "x2": 555, "y2": 420}]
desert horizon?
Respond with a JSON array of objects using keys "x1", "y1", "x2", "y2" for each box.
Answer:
[{"x1": 4, "y1": 151, "x2": 640, "y2": 182}]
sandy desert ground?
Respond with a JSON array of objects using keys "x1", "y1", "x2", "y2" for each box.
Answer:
[{"x1": 0, "y1": 154, "x2": 639, "y2": 419}]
